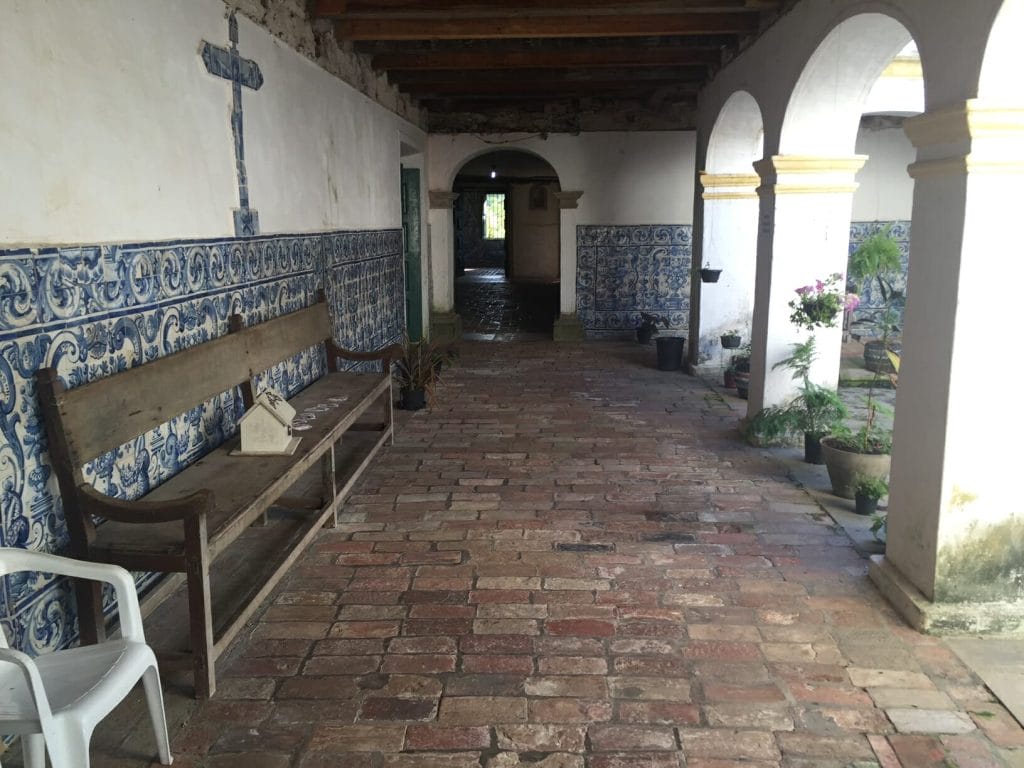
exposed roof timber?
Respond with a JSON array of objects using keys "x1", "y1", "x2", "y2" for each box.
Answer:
[
  {"x1": 371, "y1": 46, "x2": 722, "y2": 70},
  {"x1": 315, "y1": 0, "x2": 779, "y2": 15},
  {"x1": 402, "y1": 80, "x2": 701, "y2": 97},
  {"x1": 388, "y1": 66, "x2": 707, "y2": 84},
  {"x1": 334, "y1": 13, "x2": 760, "y2": 41}
]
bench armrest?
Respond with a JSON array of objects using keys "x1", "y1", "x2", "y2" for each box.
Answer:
[
  {"x1": 78, "y1": 483, "x2": 214, "y2": 525},
  {"x1": 326, "y1": 340, "x2": 404, "y2": 372}
]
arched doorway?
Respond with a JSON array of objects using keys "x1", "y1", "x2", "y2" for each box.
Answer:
[
  {"x1": 452, "y1": 150, "x2": 561, "y2": 341},
  {"x1": 692, "y1": 91, "x2": 764, "y2": 375}
]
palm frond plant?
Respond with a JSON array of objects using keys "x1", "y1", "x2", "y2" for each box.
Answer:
[{"x1": 393, "y1": 338, "x2": 457, "y2": 410}]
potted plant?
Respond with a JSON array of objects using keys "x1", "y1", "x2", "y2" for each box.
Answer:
[
  {"x1": 700, "y1": 262, "x2": 722, "y2": 283},
  {"x1": 849, "y1": 227, "x2": 903, "y2": 373},
  {"x1": 745, "y1": 338, "x2": 848, "y2": 463},
  {"x1": 854, "y1": 474, "x2": 888, "y2": 516},
  {"x1": 393, "y1": 338, "x2": 457, "y2": 411},
  {"x1": 788, "y1": 273, "x2": 860, "y2": 330},
  {"x1": 720, "y1": 330, "x2": 742, "y2": 349},
  {"x1": 655, "y1": 334, "x2": 686, "y2": 371},
  {"x1": 820, "y1": 351, "x2": 898, "y2": 498},
  {"x1": 636, "y1": 312, "x2": 669, "y2": 344},
  {"x1": 723, "y1": 365, "x2": 736, "y2": 389},
  {"x1": 731, "y1": 346, "x2": 751, "y2": 399}
]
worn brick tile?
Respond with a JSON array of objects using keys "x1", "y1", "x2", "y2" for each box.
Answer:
[
  {"x1": 528, "y1": 698, "x2": 614, "y2": 723},
  {"x1": 545, "y1": 619, "x2": 615, "y2": 637},
  {"x1": 358, "y1": 697, "x2": 439, "y2": 722},
  {"x1": 303, "y1": 655, "x2": 382, "y2": 675},
  {"x1": 495, "y1": 724, "x2": 587, "y2": 752},
  {"x1": 679, "y1": 729, "x2": 781, "y2": 761},
  {"x1": 524, "y1": 676, "x2": 608, "y2": 698},
  {"x1": 608, "y1": 676, "x2": 691, "y2": 702},
  {"x1": 588, "y1": 755, "x2": 682, "y2": 768},
  {"x1": 589, "y1": 725, "x2": 677, "y2": 751},
  {"x1": 439, "y1": 696, "x2": 529, "y2": 725},
  {"x1": 618, "y1": 701, "x2": 701, "y2": 725},
  {"x1": 405, "y1": 725, "x2": 493, "y2": 751},
  {"x1": 382, "y1": 653, "x2": 457, "y2": 674},
  {"x1": 463, "y1": 654, "x2": 536, "y2": 674},
  {"x1": 329, "y1": 620, "x2": 402, "y2": 638},
  {"x1": 307, "y1": 723, "x2": 407, "y2": 751}
]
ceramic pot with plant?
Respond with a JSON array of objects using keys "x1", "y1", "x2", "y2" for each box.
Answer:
[
  {"x1": 788, "y1": 273, "x2": 861, "y2": 330},
  {"x1": 720, "y1": 330, "x2": 741, "y2": 349},
  {"x1": 731, "y1": 348, "x2": 751, "y2": 399},
  {"x1": 745, "y1": 338, "x2": 847, "y2": 464},
  {"x1": 854, "y1": 474, "x2": 888, "y2": 516},
  {"x1": 636, "y1": 312, "x2": 669, "y2": 344},
  {"x1": 394, "y1": 338, "x2": 457, "y2": 410}
]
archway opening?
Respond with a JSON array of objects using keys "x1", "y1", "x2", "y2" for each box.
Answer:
[
  {"x1": 695, "y1": 90, "x2": 764, "y2": 380},
  {"x1": 452, "y1": 150, "x2": 561, "y2": 341}
]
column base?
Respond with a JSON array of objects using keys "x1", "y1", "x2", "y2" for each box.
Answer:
[
  {"x1": 552, "y1": 314, "x2": 585, "y2": 342},
  {"x1": 869, "y1": 555, "x2": 1024, "y2": 634},
  {"x1": 430, "y1": 311, "x2": 462, "y2": 344}
]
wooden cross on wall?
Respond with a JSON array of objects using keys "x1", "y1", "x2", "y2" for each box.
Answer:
[{"x1": 201, "y1": 11, "x2": 264, "y2": 236}]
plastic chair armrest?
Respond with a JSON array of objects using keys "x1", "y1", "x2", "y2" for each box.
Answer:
[
  {"x1": 0, "y1": 647, "x2": 53, "y2": 721},
  {"x1": 0, "y1": 550, "x2": 147, "y2": 643}
]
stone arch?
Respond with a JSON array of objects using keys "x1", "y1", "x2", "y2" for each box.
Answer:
[
  {"x1": 780, "y1": 13, "x2": 918, "y2": 155},
  {"x1": 979, "y1": 0, "x2": 1024, "y2": 101},
  {"x1": 706, "y1": 90, "x2": 765, "y2": 174},
  {"x1": 693, "y1": 91, "x2": 765, "y2": 368},
  {"x1": 444, "y1": 145, "x2": 565, "y2": 192}
]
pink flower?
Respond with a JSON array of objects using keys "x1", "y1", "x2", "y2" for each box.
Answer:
[
  {"x1": 815, "y1": 280, "x2": 825, "y2": 292},
  {"x1": 795, "y1": 285, "x2": 813, "y2": 296},
  {"x1": 844, "y1": 293, "x2": 861, "y2": 311}
]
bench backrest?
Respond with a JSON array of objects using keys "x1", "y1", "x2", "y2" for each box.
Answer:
[{"x1": 37, "y1": 302, "x2": 333, "y2": 486}]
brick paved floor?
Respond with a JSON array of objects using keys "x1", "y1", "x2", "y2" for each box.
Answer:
[
  {"x1": 10, "y1": 342, "x2": 1024, "y2": 767},
  {"x1": 455, "y1": 269, "x2": 558, "y2": 340}
]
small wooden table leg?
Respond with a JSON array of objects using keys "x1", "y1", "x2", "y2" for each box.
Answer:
[
  {"x1": 185, "y1": 516, "x2": 216, "y2": 699},
  {"x1": 322, "y1": 441, "x2": 337, "y2": 527}
]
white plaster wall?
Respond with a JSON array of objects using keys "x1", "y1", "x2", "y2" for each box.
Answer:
[
  {"x1": 0, "y1": 0, "x2": 423, "y2": 245},
  {"x1": 509, "y1": 183, "x2": 559, "y2": 281},
  {"x1": 852, "y1": 125, "x2": 916, "y2": 221},
  {"x1": 428, "y1": 132, "x2": 696, "y2": 225}
]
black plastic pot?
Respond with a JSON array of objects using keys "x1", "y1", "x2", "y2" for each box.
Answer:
[
  {"x1": 804, "y1": 433, "x2": 824, "y2": 465},
  {"x1": 720, "y1": 334, "x2": 741, "y2": 349},
  {"x1": 700, "y1": 268, "x2": 722, "y2": 283},
  {"x1": 655, "y1": 336, "x2": 685, "y2": 371},
  {"x1": 636, "y1": 325, "x2": 654, "y2": 345},
  {"x1": 855, "y1": 492, "x2": 879, "y2": 516},
  {"x1": 400, "y1": 388, "x2": 426, "y2": 411}
]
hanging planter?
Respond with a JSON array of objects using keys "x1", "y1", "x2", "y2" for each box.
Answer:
[
  {"x1": 700, "y1": 267, "x2": 722, "y2": 283},
  {"x1": 720, "y1": 332, "x2": 741, "y2": 349}
]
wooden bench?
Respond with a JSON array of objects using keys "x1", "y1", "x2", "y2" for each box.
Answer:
[{"x1": 35, "y1": 300, "x2": 401, "y2": 698}]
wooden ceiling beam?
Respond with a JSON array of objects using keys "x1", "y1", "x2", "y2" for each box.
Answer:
[
  {"x1": 399, "y1": 80, "x2": 701, "y2": 97},
  {"x1": 334, "y1": 12, "x2": 758, "y2": 40},
  {"x1": 372, "y1": 47, "x2": 720, "y2": 70},
  {"x1": 315, "y1": 0, "x2": 779, "y2": 15},
  {"x1": 388, "y1": 67, "x2": 707, "y2": 85}
]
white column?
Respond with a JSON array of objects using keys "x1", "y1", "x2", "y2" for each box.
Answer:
[
  {"x1": 555, "y1": 191, "x2": 584, "y2": 315},
  {"x1": 748, "y1": 156, "x2": 867, "y2": 412},
  {"x1": 427, "y1": 190, "x2": 459, "y2": 311},
  {"x1": 871, "y1": 102, "x2": 1024, "y2": 630},
  {"x1": 696, "y1": 173, "x2": 760, "y2": 368}
]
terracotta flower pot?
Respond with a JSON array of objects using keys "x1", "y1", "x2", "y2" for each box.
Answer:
[{"x1": 820, "y1": 437, "x2": 890, "y2": 499}]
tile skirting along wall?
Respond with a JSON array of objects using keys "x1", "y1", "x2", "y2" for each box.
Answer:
[{"x1": 0, "y1": 229, "x2": 403, "y2": 656}]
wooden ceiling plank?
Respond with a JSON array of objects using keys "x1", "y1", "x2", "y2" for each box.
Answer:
[
  {"x1": 388, "y1": 66, "x2": 707, "y2": 85},
  {"x1": 335, "y1": 13, "x2": 759, "y2": 40},
  {"x1": 316, "y1": 0, "x2": 777, "y2": 15},
  {"x1": 372, "y1": 47, "x2": 720, "y2": 70},
  {"x1": 399, "y1": 79, "x2": 702, "y2": 96}
]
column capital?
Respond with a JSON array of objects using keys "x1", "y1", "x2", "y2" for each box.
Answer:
[
  {"x1": 554, "y1": 190, "x2": 584, "y2": 209},
  {"x1": 906, "y1": 100, "x2": 1024, "y2": 178},
  {"x1": 428, "y1": 190, "x2": 460, "y2": 209},
  {"x1": 700, "y1": 172, "x2": 761, "y2": 200},
  {"x1": 753, "y1": 155, "x2": 868, "y2": 195}
]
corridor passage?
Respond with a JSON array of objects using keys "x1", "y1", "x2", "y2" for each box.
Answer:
[
  {"x1": 455, "y1": 268, "x2": 559, "y2": 341},
  {"x1": 37, "y1": 343, "x2": 1024, "y2": 767}
]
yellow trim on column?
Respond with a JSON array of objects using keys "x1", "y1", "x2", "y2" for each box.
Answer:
[
  {"x1": 766, "y1": 156, "x2": 869, "y2": 174},
  {"x1": 905, "y1": 101, "x2": 1024, "y2": 148},
  {"x1": 700, "y1": 172, "x2": 761, "y2": 200},
  {"x1": 771, "y1": 183, "x2": 861, "y2": 195},
  {"x1": 909, "y1": 156, "x2": 1024, "y2": 179}
]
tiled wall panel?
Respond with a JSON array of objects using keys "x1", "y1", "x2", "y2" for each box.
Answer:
[{"x1": 0, "y1": 229, "x2": 403, "y2": 655}]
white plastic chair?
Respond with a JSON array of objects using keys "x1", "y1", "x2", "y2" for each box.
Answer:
[{"x1": 0, "y1": 548, "x2": 172, "y2": 767}]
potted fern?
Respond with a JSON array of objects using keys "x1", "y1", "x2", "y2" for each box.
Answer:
[
  {"x1": 854, "y1": 474, "x2": 888, "y2": 516},
  {"x1": 393, "y1": 338, "x2": 457, "y2": 410}
]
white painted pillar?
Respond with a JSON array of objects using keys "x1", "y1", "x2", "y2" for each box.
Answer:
[
  {"x1": 696, "y1": 173, "x2": 760, "y2": 368},
  {"x1": 871, "y1": 102, "x2": 1024, "y2": 629},
  {"x1": 427, "y1": 189, "x2": 460, "y2": 340},
  {"x1": 553, "y1": 190, "x2": 585, "y2": 341},
  {"x1": 748, "y1": 156, "x2": 867, "y2": 412}
]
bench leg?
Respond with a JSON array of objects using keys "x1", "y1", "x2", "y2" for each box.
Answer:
[
  {"x1": 74, "y1": 576, "x2": 105, "y2": 645},
  {"x1": 185, "y1": 517, "x2": 216, "y2": 699},
  {"x1": 322, "y1": 442, "x2": 337, "y2": 528},
  {"x1": 388, "y1": 382, "x2": 396, "y2": 446}
]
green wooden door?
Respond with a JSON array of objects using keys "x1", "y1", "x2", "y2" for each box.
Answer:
[{"x1": 401, "y1": 167, "x2": 423, "y2": 341}]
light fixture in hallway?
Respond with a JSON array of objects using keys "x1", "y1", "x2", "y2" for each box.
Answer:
[{"x1": 490, "y1": 165, "x2": 497, "y2": 179}]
